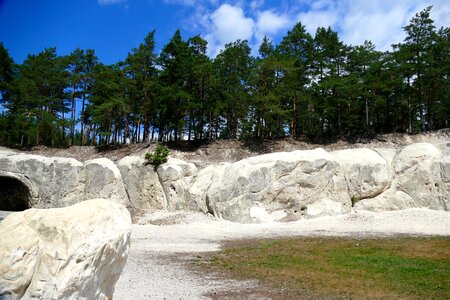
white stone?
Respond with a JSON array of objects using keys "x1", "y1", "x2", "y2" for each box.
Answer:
[
  {"x1": 206, "y1": 148, "x2": 351, "y2": 223},
  {"x1": 118, "y1": 156, "x2": 167, "y2": 210},
  {"x1": 0, "y1": 199, "x2": 131, "y2": 300},
  {"x1": 84, "y1": 158, "x2": 129, "y2": 206},
  {"x1": 393, "y1": 142, "x2": 441, "y2": 173},
  {"x1": 355, "y1": 143, "x2": 449, "y2": 212},
  {"x1": 157, "y1": 159, "x2": 198, "y2": 210},
  {"x1": 188, "y1": 163, "x2": 229, "y2": 212},
  {"x1": 0, "y1": 153, "x2": 85, "y2": 208},
  {"x1": 332, "y1": 148, "x2": 390, "y2": 200}
]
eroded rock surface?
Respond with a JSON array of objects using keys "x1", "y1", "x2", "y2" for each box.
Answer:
[
  {"x1": 0, "y1": 153, "x2": 128, "y2": 209},
  {"x1": 206, "y1": 149, "x2": 351, "y2": 223},
  {"x1": 0, "y1": 154, "x2": 84, "y2": 208},
  {"x1": 0, "y1": 199, "x2": 131, "y2": 300},
  {"x1": 0, "y1": 142, "x2": 448, "y2": 223},
  {"x1": 117, "y1": 156, "x2": 166, "y2": 210},
  {"x1": 332, "y1": 148, "x2": 390, "y2": 201},
  {"x1": 84, "y1": 158, "x2": 128, "y2": 205},
  {"x1": 157, "y1": 158, "x2": 199, "y2": 211},
  {"x1": 355, "y1": 143, "x2": 449, "y2": 211}
]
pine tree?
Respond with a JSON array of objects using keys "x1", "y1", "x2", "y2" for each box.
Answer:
[
  {"x1": 214, "y1": 39, "x2": 253, "y2": 139},
  {"x1": 125, "y1": 30, "x2": 159, "y2": 143}
]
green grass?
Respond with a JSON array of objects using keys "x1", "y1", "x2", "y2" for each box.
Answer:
[{"x1": 203, "y1": 237, "x2": 450, "y2": 299}]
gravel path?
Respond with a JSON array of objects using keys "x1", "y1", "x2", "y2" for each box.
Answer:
[{"x1": 114, "y1": 208, "x2": 450, "y2": 299}]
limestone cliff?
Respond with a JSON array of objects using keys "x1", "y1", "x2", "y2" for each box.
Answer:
[{"x1": 0, "y1": 142, "x2": 448, "y2": 223}]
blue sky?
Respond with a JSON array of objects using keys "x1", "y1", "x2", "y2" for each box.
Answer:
[{"x1": 0, "y1": 0, "x2": 448, "y2": 65}]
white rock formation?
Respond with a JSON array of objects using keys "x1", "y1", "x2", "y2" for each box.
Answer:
[
  {"x1": 332, "y1": 148, "x2": 390, "y2": 201},
  {"x1": 0, "y1": 153, "x2": 85, "y2": 208},
  {"x1": 188, "y1": 163, "x2": 229, "y2": 213},
  {"x1": 117, "y1": 156, "x2": 166, "y2": 210},
  {"x1": 157, "y1": 158, "x2": 199, "y2": 210},
  {"x1": 355, "y1": 143, "x2": 449, "y2": 211},
  {"x1": 0, "y1": 153, "x2": 129, "y2": 209},
  {"x1": 84, "y1": 158, "x2": 128, "y2": 206},
  {"x1": 0, "y1": 141, "x2": 448, "y2": 223},
  {"x1": 0, "y1": 199, "x2": 131, "y2": 300},
  {"x1": 206, "y1": 148, "x2": 351, "y2": 223}
]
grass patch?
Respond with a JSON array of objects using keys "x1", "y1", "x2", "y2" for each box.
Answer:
[{"x1": 203, "y1": 237, "x2": 450, "y2": 299}]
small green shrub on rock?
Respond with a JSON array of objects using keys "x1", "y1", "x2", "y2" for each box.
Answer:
[{"x1": 145, "y1": 145, "x2": 170, "y2": 167}]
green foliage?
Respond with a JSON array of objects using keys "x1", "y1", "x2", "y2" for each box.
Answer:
[
  {"x1": 0, "y1": 6, "x2": 448, "y2": 146},
  {"x1": 145, "y1": 144, "x2": 170, "y2": 166}
]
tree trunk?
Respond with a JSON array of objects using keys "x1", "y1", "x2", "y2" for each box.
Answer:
[
  {"x1": 81, "y1": 83, "x2": 87, "y2": 145},
  {"x1": 291, "y1": 96, "x2": 297, "y2": 138},
  {"x1": 70, "y1": 87, "x2": 76, "y2": 146},
  {"x1": 407, "y1": 76, "x2": 412, "y2": 133}
]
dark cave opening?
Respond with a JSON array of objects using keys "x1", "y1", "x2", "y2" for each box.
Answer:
[{"x1": 0, "y1": 176, "x2": 31, "y2": 211}]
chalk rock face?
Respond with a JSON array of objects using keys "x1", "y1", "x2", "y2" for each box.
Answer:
[
  {"x1": 188, "y1": 163, "x2": 230, "y2": 213},
  {"x1": 0, "y1": 199, "x2": 131, "y2": 300},
  {"x1": 206, "y1": 148, "x2": 351, "y2": 223},
  {"x1": 355, "y1": 143, "x2": 449, "y2": 211},
  {"x1": 332, "y1": 148, "x2": 390, "y2": 201},
  {"x1": 437, "y1": 141, "x2": 450, "y2": 156},
  {"x1": 157, "y1": 158, "x2": 199, "y2": 210},
  {"x1": 0, "y1": 153, "x2": 85, "y2": 208},
  {"x1": 118, "y1": 156, "x2": 166, "y2": 210},
  {"x1": 0, "y1": 153, "x2": 130, "y2": 209},
  {"x1": 84, "y1": 158, "x2": 128, "y2": 206}
]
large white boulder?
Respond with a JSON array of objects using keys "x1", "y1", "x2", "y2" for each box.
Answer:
[
  {"x1": 0, "y1": 199, "x2": 131, "y2": 300},
  {"x1": 355, "y1": 143, "x2": 449, "y2": 211},
  {"x1": 332, "y1": 148, "x2": 390, "y2": 201},
  {"x1": 206, "y1": 149, "x2": 351, "y2": 223},
  {"x1": 117, "y1": 156, "x2": 167, "y2": 211}
]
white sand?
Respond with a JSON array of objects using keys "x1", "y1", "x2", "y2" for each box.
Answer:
[{"x1": 114, "y1": 208, "x2": 450, "y2": 299}]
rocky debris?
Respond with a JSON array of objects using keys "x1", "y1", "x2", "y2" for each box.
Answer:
[{"x1": 0, "y1": 199, "x2": 131, "y2": 300}]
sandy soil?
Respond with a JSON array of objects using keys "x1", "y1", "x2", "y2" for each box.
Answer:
[
  {"x1": 114, "y1": 208, "x2": 450, "y2": 299},
  {"x1": 2, "y1": 129, "x2": 449, "y2": 165}
]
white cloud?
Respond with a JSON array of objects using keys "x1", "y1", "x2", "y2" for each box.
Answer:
[
  {"x1": 296, "y1": 9, "x2": 339, "y2": 34},
  {"x1": 163, "y1": 0, "x2": 219, "y2": 7},
  {"x1": 163, "y1": 0, "x2": 197, "y2": 6},
  {"x1": 295, "y1": 0, "x2": 450, "y2": 51},
  {"x1": 256, "y1": 10, "x2": 290, "y2": 35},
  {"x1": 169, "y1": 0, "x2": 449, "y2": 56},
  {"x1": 97, "y1": 0, "x2": 125, "y2": 5},
  {"x1": 250, "y1": 0, "x2": 265, "y2": 10},
  {"x1": 428, "y1": 0, "x2": 450, "y2": 29},
  {"x1": 204, "y1": 4, "x2": 255, "y2": 56},
  {"x1": 253, "y1": 10, "x2": 290, "y2": 52}
]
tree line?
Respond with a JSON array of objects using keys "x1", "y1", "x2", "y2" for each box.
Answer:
[{"x1": 0, "y1": 6, "x2": 448, "y2": 147}]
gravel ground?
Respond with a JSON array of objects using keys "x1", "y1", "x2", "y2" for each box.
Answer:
[{"x1": 114, "y1": 208, "x2": 450, "y2": 299}]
